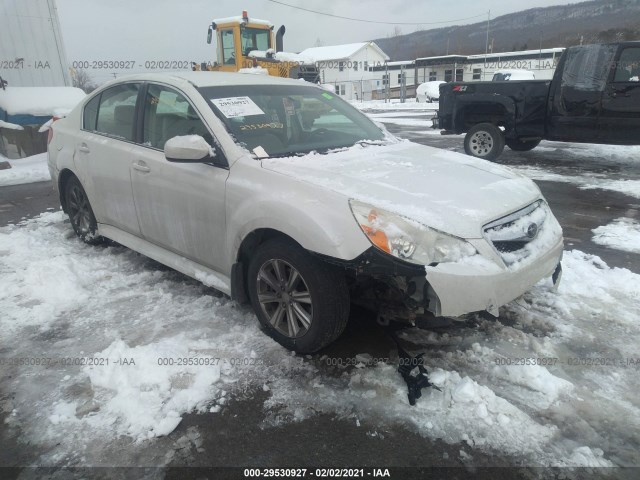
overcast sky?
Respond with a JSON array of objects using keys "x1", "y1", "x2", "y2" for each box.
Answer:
[{"x1": 55, "y1": 0, "x2": 577, "y2": 82}]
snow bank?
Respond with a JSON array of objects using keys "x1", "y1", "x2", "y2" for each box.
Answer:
[
  {"x1": 84, "y1": 337, "x2": 223, "y2": 439},
  {"x1": 592, "y1": 218, "x2": 640, "y2": 254},
  {"x1": 0, "y1": 152, "x2": 50, "y2": 186},
  {"x1": 0, "y1": 86, "x2": 85, "y2": 116}
]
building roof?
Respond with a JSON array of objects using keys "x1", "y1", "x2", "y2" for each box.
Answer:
[
  {"x1": 299, "y1": 42, "x2": 389, "y2": 62},
  {"x1": 467, "y1": 48, "x2": 565, "y2": 60}
]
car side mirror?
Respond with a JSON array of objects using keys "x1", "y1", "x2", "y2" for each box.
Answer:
[
  {"x1": 164, "y1": 135, "x2": 215, "y2": 163},
  {"x1": 207, "y1": 26, "x2": 213, "y2": 45}
]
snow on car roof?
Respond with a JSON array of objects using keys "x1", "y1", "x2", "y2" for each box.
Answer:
[
  {"x1": 98, "y1": 71, "x2": 314, "y2": 90},
  {"x1": 0, "y1": 87, "x2": 86, "y2": 116}
]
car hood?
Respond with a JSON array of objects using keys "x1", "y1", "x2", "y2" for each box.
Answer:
[{"x1": 261, "y1": 141, "x2": 542, "y2": 238}]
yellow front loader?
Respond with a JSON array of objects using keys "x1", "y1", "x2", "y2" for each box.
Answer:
[{"x1": 198, "y1": 10, "x2": 319, "y2": 83}]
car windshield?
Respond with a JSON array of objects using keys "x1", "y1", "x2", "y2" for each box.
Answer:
[{"x1": 199, "y1": 84, "x2": 385, "y2": 157}]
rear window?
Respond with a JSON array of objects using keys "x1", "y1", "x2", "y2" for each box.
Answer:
[{"x1": 561, "y1": 44, "x2": 617, "y2": 91}]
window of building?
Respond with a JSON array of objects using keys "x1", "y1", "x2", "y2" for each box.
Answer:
[
  {"x1": 429, "y1": 71, "x2": 437, "y2": 81},
  {"x1": 456, "y1": 68, "x2": 464, "y2": 81},
  {"x1": 95, "y1": 83, "x2": 140, "y2": 141},
  {"x1": 354, "y1": 62, "x2": 358, "y2": 71},
  {"x1": 142, "y1": 84, "x2": 212, "y2": 150},
  {"x1": 364, "y1": 61, "x2": 369, "y2": 71},
  {"x1": 339, "y1": 62, "x2": 344, "y2": 72},
  {"x1": 382, "y1": 74, "x2": 389, "y2": 86},
  {"x1": 444, "y1": 69, "x2": 453, "y2": 82},
  {"x1": 340, "y1": 84, "x2": 346, "y2": 95},
  {"x1": 472, "y1": 68, "x2": 482, "y2": 80}
]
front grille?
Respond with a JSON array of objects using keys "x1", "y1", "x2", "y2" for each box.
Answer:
[{"x1": 484, "y1": 200, "x2": 547, "y2": 264}]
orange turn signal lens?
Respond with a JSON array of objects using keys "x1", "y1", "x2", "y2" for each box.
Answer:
[{"x1": 361, "y1": 225, "x2": 390, "y2": 253}]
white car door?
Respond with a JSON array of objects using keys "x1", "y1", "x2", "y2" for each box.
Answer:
[
  {"x1": 129, "y1": 83, "x2": 229, "y2": 271},
  {"x1": 77, "y1": 82, "x2": 142, "y2": 235}
]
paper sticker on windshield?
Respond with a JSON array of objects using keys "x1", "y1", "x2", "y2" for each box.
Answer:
[
  {"x1": 283, "y1": 98, "x2": 296, "y2": 116},
  {"x1": 321, "y1": 92, "x2": 333, "y2": 100},
  {"x1": 211, "y1": 97, "x2": 265, "y2": 118}
]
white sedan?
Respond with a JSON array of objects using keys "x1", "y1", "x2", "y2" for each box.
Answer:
[{"x1": 48, "y1": 72, "x2": 563, "y2": 353}]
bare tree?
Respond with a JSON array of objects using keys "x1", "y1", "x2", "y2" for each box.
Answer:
[{"x1": 71, "y1": 69, "x2": 98, "y2": 93}]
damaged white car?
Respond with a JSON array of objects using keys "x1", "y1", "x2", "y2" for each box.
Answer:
[{"x1": 48, "y1": 72, "x2": 563, "y2": 353}]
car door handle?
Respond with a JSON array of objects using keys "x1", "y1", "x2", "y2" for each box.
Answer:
[
  {"x1": 132, "y1": 161, "x2": 150, "y2": 173},
  {"x1": 78, "y1": 143, "x2": 90, "y2": 153}
]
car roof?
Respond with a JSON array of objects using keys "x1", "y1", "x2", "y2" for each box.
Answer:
[{"x1": 101, "y1": 71, "x2": 311, "y2": 89}]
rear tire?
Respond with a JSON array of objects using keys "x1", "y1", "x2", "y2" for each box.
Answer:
[
  {"x1": 64, "y1": 176, "x2": 101, "y2": 244},
  {"x1": 247, "y1": 238, "x2": 350, "y2": 353},
  {"x1": 506, "y1": 138, "x2": 541, "y2": 152},
  {"x1": 464, "y1": 123, "x2": 505, "y2": 160}
]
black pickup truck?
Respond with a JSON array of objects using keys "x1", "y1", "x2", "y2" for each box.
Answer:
[{"x1": 433, "y1": 42, "x2": 640, "y2": 160}]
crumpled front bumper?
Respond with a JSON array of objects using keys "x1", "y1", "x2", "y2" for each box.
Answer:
[{"x1": 424, "y1": 236, "x2": 564, "y2": 317}]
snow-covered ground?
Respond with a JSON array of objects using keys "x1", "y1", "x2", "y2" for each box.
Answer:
[
  {"x1": 0, "y1": 152, "x2": 50, "y2": 186},
  {"x1": 2, "y1": 211, "x2": 639, "y2": 468},
  {"x1": 510, "y1": 164, "x2": 640, "y2": 200},
  {"x1": 592, "y1": 218, "x2": 640, "y2": 254},
  {"x1": 351, "y1": 99, "x2": 438, "y2": 111}
]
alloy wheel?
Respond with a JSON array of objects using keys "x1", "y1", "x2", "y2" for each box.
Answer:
[{"x1": 256, "y1": 259, "x2": 313, "y2": 338}]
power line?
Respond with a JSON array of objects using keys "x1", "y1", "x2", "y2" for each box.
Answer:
[{"x1": 265, "y1": 0, "x2": 485, "y2": 25}]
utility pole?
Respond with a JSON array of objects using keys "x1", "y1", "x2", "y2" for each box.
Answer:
[
  {"x1": 483, "y1": 10, "x2": 490, "y2": 81},
  {"x1": 539, "y1": 28, "x2": 544, "y2": 70},
  {"x1": 400, "y1": 64, "x2": 406, "y2": 103}
]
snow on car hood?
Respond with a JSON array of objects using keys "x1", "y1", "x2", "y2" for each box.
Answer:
[{"x1": 261, "y1": 141, "x2": 541, "y2": 238}]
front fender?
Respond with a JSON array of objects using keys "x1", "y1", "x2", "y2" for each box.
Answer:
[{"x1": 224, "y1": 160, "x2": 371, "y2": 272}]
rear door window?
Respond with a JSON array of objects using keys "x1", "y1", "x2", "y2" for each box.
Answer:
[{"x1": 95, "y1": 83, "x2": 140, "y2": 141}]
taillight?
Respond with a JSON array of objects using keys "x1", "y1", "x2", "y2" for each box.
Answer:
[{"x1": 46, "y1": 116, "x2": 61, "y2": 146}]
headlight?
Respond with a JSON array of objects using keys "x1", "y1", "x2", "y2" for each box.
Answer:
[{"x1": 349, "y1": 200, "x2": 477, "y2": 265}]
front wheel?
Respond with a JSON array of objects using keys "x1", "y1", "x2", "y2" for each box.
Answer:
[
  {"x1": 506, "y1": 138, "x2": 541, "y2": 152},
  {"x1": 464, "y1": 123, "x2": 505, "y2": 160},
  {"x1": 247, "y1": 238, "x2": 350, "y2": 353}
]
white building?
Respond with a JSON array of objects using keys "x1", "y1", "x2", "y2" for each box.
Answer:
[
  {"x1": 414, "y1": 48, "x2": 566, "y2": 84},
  {"x1": 299, "y1": 42, "x2": 389, "y2": 100},
  {"x1": 0, "y1": 0, "x2": 72, "y2": 87}
]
